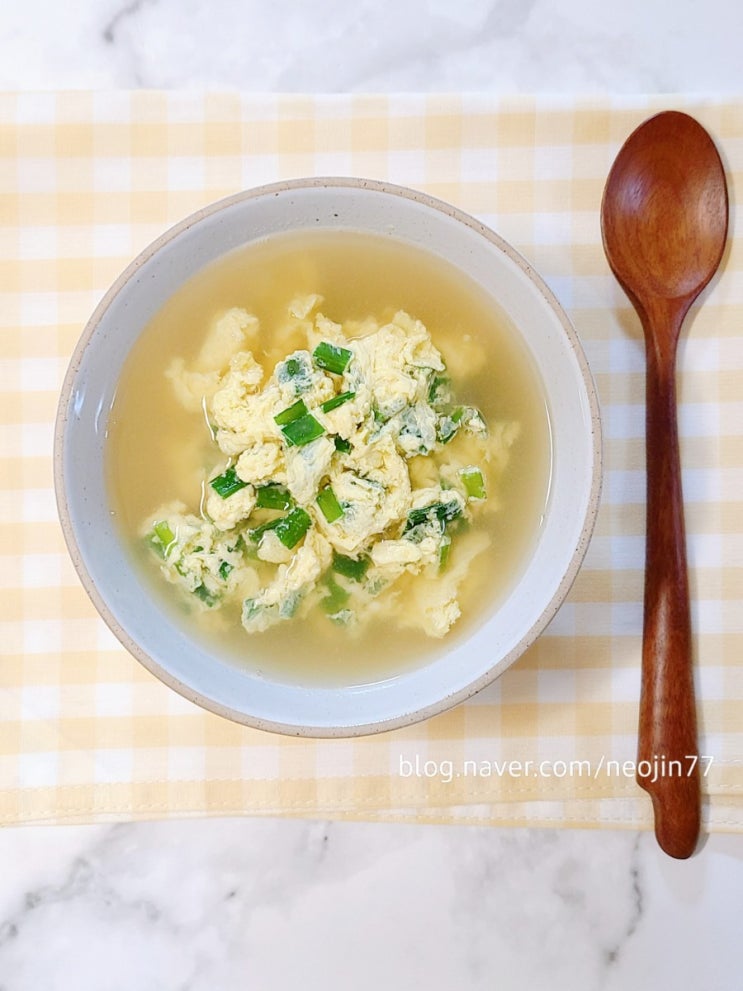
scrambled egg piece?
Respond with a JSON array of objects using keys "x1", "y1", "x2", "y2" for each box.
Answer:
[
  {"x1": 144, "y1": 502, "x2": 258, "y2": 605},
  {"x1": 242, "y1": 529, "x2": 332, "y2": 633},
  {"x1": 235, "y1": 441, "x2": 284, "y2": 485},
  {"x1": 204, "y1": 482, "x2": 256, "y2": 532},
  {"x1": 285, "y1": 435, "x2": 335, "y2": 505},
  {"x1": 166, "y1": 308, "x2": 260, "y2": 413},
  {"x1": 143, "y1": 295, "x2": 518, "y2": 640},
  {"x1": 318, "y1": 435, "x2": 410, "y2": 555}
]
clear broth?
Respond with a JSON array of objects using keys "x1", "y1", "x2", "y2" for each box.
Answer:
[{"x1": 106, "y1": 230, "x2": 552, "y2": 686}]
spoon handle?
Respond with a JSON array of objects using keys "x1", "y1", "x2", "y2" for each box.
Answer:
[{"x1": 640, "y1": 321, "x2": 700, "y2": 859}]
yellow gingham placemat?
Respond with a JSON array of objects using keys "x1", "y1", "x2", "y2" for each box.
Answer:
[{"x1": 1, "y1": 93, "x2": 741, "y2": 830}]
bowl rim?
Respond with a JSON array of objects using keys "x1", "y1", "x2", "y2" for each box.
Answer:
[{"x1": 54, "y1": 176, "x2": 603, "y2": 737}]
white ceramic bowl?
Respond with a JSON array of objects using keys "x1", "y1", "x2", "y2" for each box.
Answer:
[{"x1": 55, "y1": 178, "x2": 601, "y2": 737}]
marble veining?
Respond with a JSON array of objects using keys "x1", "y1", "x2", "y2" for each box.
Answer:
[
  {"x1": 0, "y1": 821, "x2": 741, "y2": 990},
  {"x1": 0, "y1": 0, "x2": 740, "y2": 92},
  {"x1": 102, "y1": 0, "x2": 155, "y2": 48}
]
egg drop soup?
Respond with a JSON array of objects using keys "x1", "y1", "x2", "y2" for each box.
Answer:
[{"x1": 106, "y1": 231, "x2": 552, "y2": 686}]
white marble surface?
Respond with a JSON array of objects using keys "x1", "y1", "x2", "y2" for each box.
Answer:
[
  {"x1": 1, "y1": 0, "x2": 740, "y2": 93},
  {"x1": 2, "y1": 1, "x2": 743, "y2": 988},
  {"x1": 0, "y1": 820, "x2": 742, "y2": 989}
]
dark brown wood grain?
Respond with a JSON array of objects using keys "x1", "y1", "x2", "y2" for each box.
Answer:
[{"x1": 600, "y1": 111, "x2": 728, "y2": 859}]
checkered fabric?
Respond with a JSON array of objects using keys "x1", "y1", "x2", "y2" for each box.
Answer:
[{"x1": 1, "y1": 93, "x2": 741, "y2": 829}]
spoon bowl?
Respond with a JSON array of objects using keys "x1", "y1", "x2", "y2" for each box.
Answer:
[
  {"x1": 601, "y1": 111, "x2": 728, "y2": 859},
  {"x1": 602, "y1": 113, "x2": 728, "y2": 307}
]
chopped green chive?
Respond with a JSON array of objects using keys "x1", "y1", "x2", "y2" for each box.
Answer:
[
  {"x1": 321, "y1": 576, "x2": 350, "y2": 614},
  {"x1": 438, "y1": 405, "x2": 486, "y2": 443},
  {"x1": 256, "y1": 483, "x2": 293, "y2": 510},
  {"x1": 316, "y1": 485, "x2": 344, "y2": 523},
  {"x1": 249, "y1": 507, "x2": 312, "y2": 549},
  {"x1": 152, "y1": 520, "x2": 175, "y2": 551},
  {"x1": 332, "y1": 551, "x2": 370, "y2": 582},
  {"x1": 436, "y1": 407, "x2": 465, "y2": 444},
  {"x1": 277, "y1": 354, "x2": 314, "y2": 395},
  {"x1": 279, "y1": 591, "x2": 301, "y2": 619},
  {"x1": 218, "y1": 560, "x2": 233, "y2": 581},
  {"x1": 460, "y1": 466, "x2": 486, "y2": 500},
  {"x1": 313, "y1": 341, "x2": 352, "y2": 375},
  {"x1": 274, "y1": 507, "x2": 312, "y2": 548},
  {"x1": 274, "y1": 398, "x2": 308, "y2": 426},
  {"x1": 248, "y1": 518, "x2": 282, "y2": 542},
  {"x1": 436, "y1": 420, "x2": 457, "y2": 444},
  {"x1": 210, "y1": 466, "x2": 248, "y2": 499},
  {"x1": 428, "y1": 374, "x2": 451, "y2": 405},
  {"x1": 280, "y1": 413, "x2": 326, "y2": 447},
  {"x1": 334, "y1": 436, "x2": 352, "y2": 453},
  {"x1": 243, "y1": 598, "x2": 262, "y2": 623},
  {"x1": 466, "y1": 408, "x2": 487, "y2": 433},
  {"x1": 439, "y1": 533, "x2": 452, "y2": 571},
  {"x1": 404, "y1": 499, "x2": 463, "y2": 532},
  {"x1": 321, "y1": 391, "x2": 356, "y2": 413},
  {"x1": 194, "y1": 583, "x2": 218, "y2": 607}
]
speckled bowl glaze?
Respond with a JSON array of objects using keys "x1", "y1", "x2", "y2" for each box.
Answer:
[{"x1": 55, "y1": 178, "x2": 602, "y2": 737}]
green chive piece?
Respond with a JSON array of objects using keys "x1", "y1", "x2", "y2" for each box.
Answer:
[
  {"x1": 321, "y1": 391, "x2": 356, "y2": 413},
  {"x1": 152, "y1": 520, "x2": 175, "y2": 551},
  {"x1": 277, "y1": 354, "x2": 314, "y2": 395},
  {"x1": 194, "y1": 583, "x2": 218, "y2": 607},
  {"x1": 274, "y1": 507, "x2": 312, "y2": 548},
  {"x1": 332, "y1": 551, "x2": 369, "y2": 582},
  {"x1": 279, "y1": 591, "x2": 302, "y2": 619},
  {"x1": 274, "y1": 398, "x2": 308, "y2": 426},
  {"x1": 437, "y1": 405, "x2": 486, "y2": 443},
  {"x1": 404, "y1": 499, "x2": 463, "y2": 532},
  {"x1": 439, "y1": 533, "x2": 452, "y2": 571},
  {"x1": 464, "y1": 407, "x2": 487, "y2": 434},
  {"x1": 436, "y1": 420, "x2": 457, "y2": 444},
  {"x1": 428, "y1": 374, "x2": 452, "y2": 406},
  {"x1": 436, "y1": 408, "x2": 463, "y2": 445},
  {"x1": 460, "y1": 466, "x2": 486, "y2": 500},
  {"x1": 256, "y1": 483, "x2": 293, "y2": 510},
  {"x1": 250, "y1": 507, "x2": 312, "y2": 549},
  {"x1": 334, "y1": 436, "x2": 352, "y2": 453},
  {"x1": 218, "y1": 560, "x2": 233, "y2": 581},
  {"x1": 313, "y1": 341, "x2": 352, "y2": 375},
  {"x1": 316, "y1": 485, "x2": 344, "y2": 523},
  {"x1": 248, "y1": 517, "x2": 282, "y2": 543},
  {"x1": 210, "y1": 466, "x2": 248, "y2": 499},
  {"x1": 243, "y1": 598, "x2": 262, "y2": 623},
  {"x1": 281, "y1": 413, "x2": 326, "y2": 447},
  {"x1": 321, "y1": 576, "x2": 350, "y2": 614}
]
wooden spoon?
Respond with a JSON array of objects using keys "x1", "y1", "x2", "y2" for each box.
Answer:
[{"x1": 600, "y1": 111, "x2": 728, "y2": 859}]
